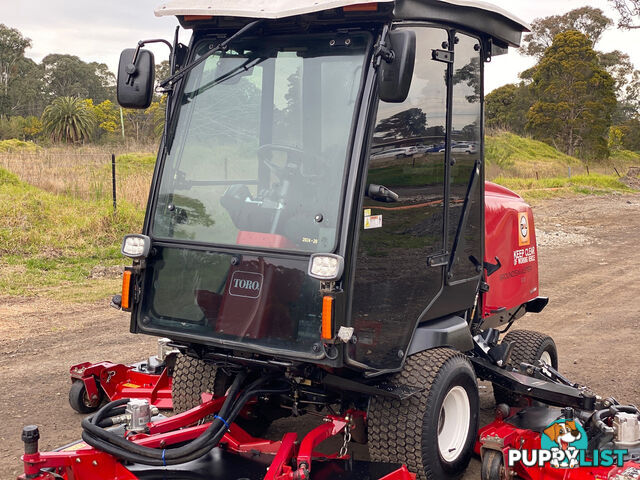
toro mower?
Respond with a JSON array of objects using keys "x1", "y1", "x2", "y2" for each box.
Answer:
[{"x1": 18, "y1": 1, "x2": 640, "y2": 480}]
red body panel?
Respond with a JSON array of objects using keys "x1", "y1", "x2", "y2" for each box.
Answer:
[
  {"x1": 70, "y1": 362, "x2": 173, "y2": 409},
  {"x1": 483, "y1": 182, "x2": 540, "y2": 318},
  {"x1": 20, "y1": 397, "x2": 416, "y2": 480},
  {"x1": 236, "y1": 231, "x2": 296, "y2": 249}
]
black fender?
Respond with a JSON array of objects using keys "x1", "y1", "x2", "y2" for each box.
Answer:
[{"x1": 407, "y1": 315, "x2": 474, "y2": 356}]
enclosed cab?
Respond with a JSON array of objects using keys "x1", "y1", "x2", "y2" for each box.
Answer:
[
  {"x1": 111, "y1": 2, "x2": 543, "y2": 478},
  {"x1": 119, "y1": 0, "x2": 533, "y2": 372}
]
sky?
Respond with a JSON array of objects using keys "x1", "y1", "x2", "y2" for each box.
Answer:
[{"x1": 2, "y1": 0, "x2": 640, "y2": 94}]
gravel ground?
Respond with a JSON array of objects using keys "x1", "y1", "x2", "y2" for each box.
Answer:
[{"x1": 1, "y1": 193, "x2": 639, "y2": 479}]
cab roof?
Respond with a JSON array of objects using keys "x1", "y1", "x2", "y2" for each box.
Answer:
[{"x1": 155, "y1": 0, "x2": 530, "y2": 47}]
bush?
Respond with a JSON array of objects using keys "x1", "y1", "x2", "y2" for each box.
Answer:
[{"x1": 0, "y1": 139, "x2": 42, "y2": 153}]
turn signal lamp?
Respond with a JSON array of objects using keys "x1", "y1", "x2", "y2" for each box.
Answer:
[
  {"x1": 121, "y1": 270, "x2": 133, "y2": 310},
  {"x1": 308, "y1": 254, "x2": 345, "y2": 281},
  {"x1": 322, "y1": 296, "x2": 334, "y2": 340},
  {"x1": 122, "y1": 234, "x2": 151, "y2": 259}
]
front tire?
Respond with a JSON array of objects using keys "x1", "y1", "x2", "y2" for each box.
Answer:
[
  {"x1": 481, "y1": 450, "x2": 506, "y2": 480},
  {"x1": 69, "y1": 380, "x2": 102, "y2": 414},
  {"x1": 493, "y1": 330, "x2": 558, "y2": 406},
  {"x1": 369, "y1": 348, "x2": 479, "y2": 480},
  {"x1": 171, "y1": 354, "x2": 229, "y2": 413},
  {"x1": 171, "y1": 354, "x2": 273, "y2": 436}
]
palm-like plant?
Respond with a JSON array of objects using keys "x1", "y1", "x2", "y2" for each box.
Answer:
[{"x1": 42, "y1": 97, "x2": 96, "y2": 143}]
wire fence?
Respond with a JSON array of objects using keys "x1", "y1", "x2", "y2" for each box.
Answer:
[
  {"x1": 0, "y1": 149, "x2": 636, "y2": 209},
  {"x1": 0, "y1": 151, "x2": 154, "y2": 210}
]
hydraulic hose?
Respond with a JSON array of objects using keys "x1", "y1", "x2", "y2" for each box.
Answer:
[{"x1": 81, "y1": 373, "x2": 290, "y2": 466}]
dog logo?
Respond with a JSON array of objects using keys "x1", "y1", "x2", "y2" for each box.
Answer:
[
  {"x1": 541, "y1": 419, "x2": 588, "y2": 468},
  {"x1": 508, "y1": 418, "x2": 627, "y2": 470}
]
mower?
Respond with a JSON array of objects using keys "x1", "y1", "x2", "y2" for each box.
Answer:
[{"x1": 21, "y1": 1, "x2": 640, "y2": 480}]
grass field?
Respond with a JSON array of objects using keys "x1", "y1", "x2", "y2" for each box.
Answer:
[
  {"x1": 0, "y1": 163, "x2": 144, "y2": 302},
  {"x1": 0, "y1": 135, "x2": 638, "y2": 302}
]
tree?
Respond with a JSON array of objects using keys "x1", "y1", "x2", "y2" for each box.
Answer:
[
  {"x1": 0, "y1": 25, "x2": 44, "y2": 117},
  {"x1": 526, "y1": 31, "x2": 617, "y2": 160},
  {"x1": 373, "y1": 108, "x2": 428, "y2": 144},
  {"x1": 617, "y1": 118, "x2": 640, "y2": 151},
  {"x1": 522, "y1": 7, "x2": 613, "y2": 58},
  {"x1": 596, "y1": 50, "x2": 640, "y2": 121},
  {"x1": 608, "y1": 0, "x2": 640, "y2": 29},
  {"x1": 485, "y1": 83, "x2": 534, "y2": 134},
  {"x1": 21, "y1": 116, "x2": 42, "y2": 140},
  {"x1": 0, "y1": 24, "x2": 31, "y2": 97},
  {"x1": 41, "y1": 96, "x2": 96, "y2": 143},
  {"x1": 42, "y1": 54, "x2": 115, "y2": 103},
  {"x1": 155, "y1": 60, "x2": 171, "y2": 88}
]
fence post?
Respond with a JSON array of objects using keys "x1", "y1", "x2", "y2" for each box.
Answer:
[
  {"x1": 568, "y1": 166, "x2": 571, "y2": 179},
  {"x1": 111, "y1": 153, "x2": 117, "y2": 213}
]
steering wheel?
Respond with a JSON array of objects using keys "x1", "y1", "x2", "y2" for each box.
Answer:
[{"x1": 257, "y1": 144, "x2": 308, "y2": 179}]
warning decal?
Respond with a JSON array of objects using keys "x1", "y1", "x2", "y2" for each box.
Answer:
[
  {"x1": 518, "y1": 212, "x2": 531, "y2": 246},
  {"x1": 364, "y1": 212, "x2": 382, "y2": 230}
]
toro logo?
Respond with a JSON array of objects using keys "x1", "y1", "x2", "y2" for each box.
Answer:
[{"x1": 229, "y1": 271, "x2": 263, "y2": 299}]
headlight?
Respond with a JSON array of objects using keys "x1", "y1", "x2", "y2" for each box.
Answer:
[
  {"x1": 308, "y1": 254, "x2": 344, "y2": 281},
  {"x1": 121, "y1": 234, "x2": 151, "y2": 259}
]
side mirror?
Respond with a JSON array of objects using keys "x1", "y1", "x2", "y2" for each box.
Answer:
[
  {"x1": 367, "y1": 184, "x2": 399, "y2": 203},
  {"x1": 117, "y1": 48, "x2": 155, "y2": 109},
  {"x1": 378, "y1": 30, "x2": 416, "y2": 103}
]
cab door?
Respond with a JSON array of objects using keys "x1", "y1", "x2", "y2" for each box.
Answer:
[{"x1": 348, "y1": 26, "x2": 450, "y2": 370}]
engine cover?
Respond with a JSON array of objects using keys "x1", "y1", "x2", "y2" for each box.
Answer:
[{"x1": 482, "y1": 182, "x2": 540, "y2": 325}]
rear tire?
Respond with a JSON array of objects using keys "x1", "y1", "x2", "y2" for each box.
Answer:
[
  {"x1": 369, "y1": 348, "x2": 479, "y2": 480},
  {"x1": 69, "y1": 380, "x2": 102, "y2": 414},
  {"x1": 493, "y1": 330, "x2": 558, "y2": 406}
]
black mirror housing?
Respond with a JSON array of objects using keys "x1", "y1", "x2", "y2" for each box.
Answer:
[
  {"x1": 117, "y1": 48, "x2": 155, "y2": 109},
  {"x1": 379, "y1": 30, "x2": 416, "y2": 104}
]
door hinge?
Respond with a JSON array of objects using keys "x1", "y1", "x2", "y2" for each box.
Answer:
[
  {"x1": 426, "y1": 252, "x2": 449, "y2": 267},
  {"x1": 432, "y1": 49, "x2": 454, "y2": 64}
]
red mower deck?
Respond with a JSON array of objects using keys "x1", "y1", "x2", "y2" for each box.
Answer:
[{"x1": 20, "y1": 395, "x2": 414, "y2": 480}]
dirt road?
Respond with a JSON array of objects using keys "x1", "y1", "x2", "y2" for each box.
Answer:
[{"x1": 1, "y1": 193, "x2": 639, "y2": 479}]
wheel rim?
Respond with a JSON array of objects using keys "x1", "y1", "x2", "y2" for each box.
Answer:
[
  {"x1": 82, "y1": 389, "x2": 98, "y2": 408},
  {"x1": 540, "y1": 350, "x2": 552, "y2": 366},
  {"x1": 438, "y1": 386, "x2": 471, "y2": 462}
]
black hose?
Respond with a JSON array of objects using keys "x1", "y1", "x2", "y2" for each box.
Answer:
[
  {"x1": 81, "y1": 373, "x2": 290, "y2": 466},
  {"x1": 82, "y1": 372, "x2": 250, "y2": 461}
]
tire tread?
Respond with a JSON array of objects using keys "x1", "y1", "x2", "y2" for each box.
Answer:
[{"x1": 369, "y1": 348, "x2": 476, "y2": 480}]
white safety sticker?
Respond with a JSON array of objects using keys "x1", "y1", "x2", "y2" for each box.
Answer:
[
  {"x1": 364, "y1": 214, "x2": 382, "y2": 230},
  {"x1": 513, "y1": 246, "x2": 536, "y2": 266}
]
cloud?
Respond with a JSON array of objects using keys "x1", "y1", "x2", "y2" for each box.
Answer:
[{"x1": 3, "y1": 0, "x2": 182, "y2": 72}]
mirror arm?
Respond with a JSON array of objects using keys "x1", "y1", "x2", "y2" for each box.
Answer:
[
  {"x1": 373, "y1": 24, "x2": 395, "y2": 68},
  {"x1": 126, "y1": 39, "x2": 173, "y2": 86}
]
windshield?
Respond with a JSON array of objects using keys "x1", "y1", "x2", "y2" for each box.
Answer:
[{"x1": 152, "y1": 33, "x2": 370, "y2": 252}]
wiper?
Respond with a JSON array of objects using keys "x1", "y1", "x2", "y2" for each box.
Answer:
[
  {"x1": 447, "y1": 159, "x2": 481, "y2": 278},
  {"x1": 159, "y1": 19, "x2": 264, "y2": 90},
  {"x1": 183, "y1": 56, "x2": 269, "y2": 101}
]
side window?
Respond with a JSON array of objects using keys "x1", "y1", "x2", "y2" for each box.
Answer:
[
  {"x1": 448, "y1": 33, "x2": 483, "y2": 282},
  {"x1": 350, "y1": 27, "x2": 449, "y2": 370}
]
